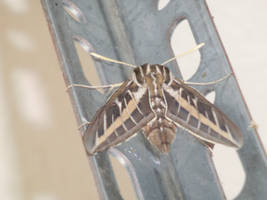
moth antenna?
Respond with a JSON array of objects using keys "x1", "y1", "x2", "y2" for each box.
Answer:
[
  {"x1": 66, "y1": 82, "x2": 123, "y2": 91},
  {"x1": 184, "y1": 73, "x2": 232, "y2": 86},
  {"x1": 90, "y1": 52, "x2": 136, "y2": 68},
  {"x1": 161, "y1": 43, "x2": 205, "y2": 66}
]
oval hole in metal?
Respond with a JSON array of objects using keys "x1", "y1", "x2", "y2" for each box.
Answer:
[
  {"x1": 171, "y1": 19, "x2": 201, "y2": 81},
  {"x1": 62, "y1": 0, "x2": 86, "y2": 23},
  {"x1": 205, "y1": 90, "x2": 216, "y2": 103},
  {"x1": 73, "y1": 37, "x2": 103, "y2": 93},
  {"x1": 109, "y1": 149, "x2": 140, "y2": 200},
  {"x1": 213, "y1": 145, "x2": 245, "y2": 199},
  {"x1": 157, "y1": 0, "x2": 170, "y2": 10}
]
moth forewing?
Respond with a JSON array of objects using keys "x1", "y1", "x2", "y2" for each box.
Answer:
[
  {"x1": 83, "y1": 79, "x2": 155, "y2": 155},
  {"x1": 164, "y1": 79, "x2": 243, "y2": 148}
]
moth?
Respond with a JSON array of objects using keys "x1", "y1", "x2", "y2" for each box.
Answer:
[{"x1": 82, "y1": 59, "x2": 243, "y2": 155}]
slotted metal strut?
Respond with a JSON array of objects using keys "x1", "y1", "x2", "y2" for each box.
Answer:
[{"x1": 41, "y1": 0, "x2": 267, "y2": 199}]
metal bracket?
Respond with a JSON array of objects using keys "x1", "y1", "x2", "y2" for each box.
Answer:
[{"x1": 41, "y1": 0, "x2": 267, "y2": 199}]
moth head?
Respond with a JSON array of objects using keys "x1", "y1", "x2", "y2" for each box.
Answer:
[{"x1": 132, "y1": 64, "x2": 173, "y2": 86}]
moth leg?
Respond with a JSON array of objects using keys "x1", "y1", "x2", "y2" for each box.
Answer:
[
  {"x1": 200, "y1": 140, "x2": 215, "y2": 149},
  {"x1": 184, "y1": 73, "x2": 232, "y2": 86},
  {"x1": 248, "y1": 120, "x2": 258, "y2": 130},
  {"x1": 78, "y1": 121, "x2": 91, "y2": 130},
  {"x1": 195, "y1": 138, "x2": 215, "y2": 153},
  {"x1": 66, "y1": 82, "x2": 123, "y2": 91}
]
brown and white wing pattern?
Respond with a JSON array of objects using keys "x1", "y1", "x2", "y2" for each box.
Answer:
[
  {"x1": 83, "y1": 80, "x2": 155, "y2": 154},
  {"x1": 164, "y1": 79, "x2": 243, "y2": 148}
]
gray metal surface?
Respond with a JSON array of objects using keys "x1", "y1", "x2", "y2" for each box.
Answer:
[{"x1": 41, "y1": 0, "x2": 267, "y2": 199}]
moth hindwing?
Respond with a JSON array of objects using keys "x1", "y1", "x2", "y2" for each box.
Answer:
[{"x1": 83, "y1": 64, "x2": 243, "y2": 154}]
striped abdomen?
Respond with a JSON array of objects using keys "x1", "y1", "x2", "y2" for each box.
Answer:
[{"x1": 140, "y1": 64, "x2": 177, "y2": 153}]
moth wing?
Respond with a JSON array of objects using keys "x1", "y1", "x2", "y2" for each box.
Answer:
[
  {"x1": 164, "y1": 79, "x2": 243, "y2": 148},
  {"x1": 84, "y1": 80, "x2": 155, "y2": 154}
]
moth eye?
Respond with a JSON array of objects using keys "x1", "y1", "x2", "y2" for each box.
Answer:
[
  {"x1": 158, "y1": 65, "x2": 164, "y2": 74},
  {"x1": 164, "y1": 67, "x2": 171, "y2": 84},
  {"x1": 142, "y1": 64, "x2": 148, "y2": 74},
  {"x1": 164, "y1": 74, "x2": 171, "y2": 84},
  {"x1": 133, "y1": 67, "x2": 144, "y2": 84}
]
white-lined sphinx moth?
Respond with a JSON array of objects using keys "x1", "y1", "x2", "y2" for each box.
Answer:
[{"x1": 83, "y1": 63, "x2": 243, "y2": 154}]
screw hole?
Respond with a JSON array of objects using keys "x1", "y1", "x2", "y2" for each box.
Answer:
[
  {"x1": 73, "y1": 36, "x2": 103, "y2": 93},
  {"x1": 157, "y1": 0, "x2": 170, "y2": 10},
  {"x1": 205, "y1": 90, "x2": 216, "y2": 103},
  {"x1": 171, "y1": 19, "x2": 201, "y2": 81},
  {"x1": 213, "y1": 145, "x2": 245, "y2": 199},
  {"x1": 62, "y1": 0, "x2": 86, "y2": 23}
]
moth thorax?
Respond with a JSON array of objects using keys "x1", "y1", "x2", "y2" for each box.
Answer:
[{"x1": 132, "y1": 64, "x2": 172, "y2": 86}]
